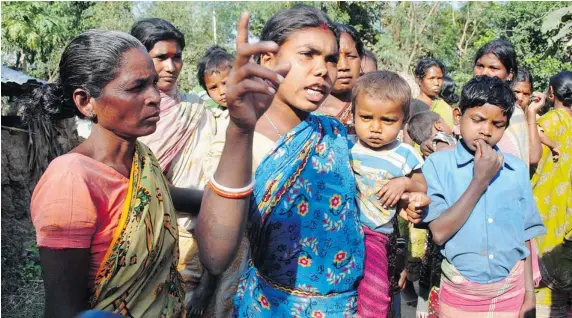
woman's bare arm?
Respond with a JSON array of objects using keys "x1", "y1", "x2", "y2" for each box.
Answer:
[
  {"x1": 169, "y1": 186, "x2": 203, "y2": 215},
  {"x1": 538, "y1": 130, "x2": 557, "y2": 149},
  {"x1": 40, "y1": 248, "x2": 90, "y2": 318},
  {"x1": 196, "y1": 124, "x2": 254, "y2": 274},
  {"x1": 527, "y1": 92, "x2": 546, "y2": 165},
  {"x1": 195, "y1": 12, "x2": 285, "y2": 275}
]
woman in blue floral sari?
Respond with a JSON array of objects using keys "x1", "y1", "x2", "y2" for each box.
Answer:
[
  {"x1": 237, "y1": 113, "x2": 363, "y2": 316},
  {"x1": 196, "y1": 5, "x2": 429, "y2": 317}
]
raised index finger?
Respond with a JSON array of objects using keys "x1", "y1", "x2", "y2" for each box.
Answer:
[{"x1": 235, "y1": 12, "x2": 251, "y2": 67}]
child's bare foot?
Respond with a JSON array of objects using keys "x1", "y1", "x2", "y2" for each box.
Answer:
[{"x1": 186, "y1": 270, "x2": 218, "y2": 318}]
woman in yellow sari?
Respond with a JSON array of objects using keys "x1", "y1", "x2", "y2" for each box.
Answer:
[
  {"x1": 531, "y1": 70, "x2": 572, "y2": 317},
  {"x1": 24, "y1": 30, "x2": 203, "y2": 318}
]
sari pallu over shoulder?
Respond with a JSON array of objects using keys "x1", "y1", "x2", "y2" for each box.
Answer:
[
  {"x1": 90, "y1": 142, "x2": 184, "y2": 318},
  {"x1": 234, "y1": 115, "x2": 365, "y2": 317},
  {"x1": 138, "y1": 91, "x2": 216, "y2": 189}
]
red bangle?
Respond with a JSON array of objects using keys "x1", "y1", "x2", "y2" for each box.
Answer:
[{"x1": 208, "y1": 180, "x2": 253, "y2": 199}]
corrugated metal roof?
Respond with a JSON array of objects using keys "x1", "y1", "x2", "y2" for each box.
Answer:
[{"x1": 1, "y1": 65, "x2": 45, "y2": 85}]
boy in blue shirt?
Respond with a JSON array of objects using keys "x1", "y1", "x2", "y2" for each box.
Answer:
[{"x1": 422, "y1": 76, "x2": 546, "y2": 317}]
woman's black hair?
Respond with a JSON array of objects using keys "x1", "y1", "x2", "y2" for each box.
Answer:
[
  {"x1": 439, "y1": 75, "x2": 459, "y2": 105},
  {"x1": 512, "y1": 67, "x2": 534, "y2": 91},
  {"x1": 549, "y1": 70, "x2": 572, "y2": 107},
  {"x1": 130, "y1": 18, "x2": 185, "y2": 51},
  {"x1": 15, "y1": 30, "x2": 145, "y2": 183},
  {"x1": 257, "y1": 4, "x2": 339, "y2": 62},
  {"x1": 197, "y1": 45, "x2": 235, "y2": 91},
  {"x1": 18, "y1": 30, "x2": 145, "y2": 122},
  {"x1": 473, "y1": 39, "x2": 518, "y2": 82},
  {"x1": 336, "y1": 23, "x2": 364, "y2": 57},
  {"x1": 459, "y1": 75, "x2": 515, "y2": 120},
  {"x1": 414, "y1": 58, "x2": 445, "y2": 79}
]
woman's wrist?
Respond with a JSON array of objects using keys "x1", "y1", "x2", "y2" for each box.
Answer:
[{"x1": 226, "y1": 121, "x2": 255, "y2": 138}]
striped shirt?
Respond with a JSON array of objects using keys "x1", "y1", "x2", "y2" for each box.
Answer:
[{"x1": 350, "y1": 140, "x2": 424, "y2": 234}]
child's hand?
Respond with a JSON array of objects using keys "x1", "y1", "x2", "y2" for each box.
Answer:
[
  {"x1": 527, "y1": 92, "x2": 546, "y2": 115},
  {"x1": 378, "y1": 178, "x2": 409, "y2": 208},
  {"x1": 399, "y1": 192, "x2": 430, "y2": 224},
  {"x1": 473, "y1": 140, "x2": 503, "y2": 185},
  {"x1": 551, "y1": 147, "x2": 560, "y2": 162},
  {"x1": 420, "y1": 139, "x2": 435, "y2": 157},
  {"x1": 398, "y1": 269, "x2": 408, "y2": 290}
]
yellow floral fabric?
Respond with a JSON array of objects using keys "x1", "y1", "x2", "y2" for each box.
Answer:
[{"x1": 531, "y1": 109, "x2": 572, "y2": 311}]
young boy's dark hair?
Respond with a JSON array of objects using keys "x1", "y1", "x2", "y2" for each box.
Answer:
[
  {"x1": 407, "y1": 111, "x2": 442, "y2": 145},
  {"x1": 352, "y1": 71, "x2": 411, "y2": 121},
  {"x1": 459, "y1": 75, "x2": 516, "y2": 120},
  {"x1": 197, "y1": 45, "x2": 235, "y2": 91}
]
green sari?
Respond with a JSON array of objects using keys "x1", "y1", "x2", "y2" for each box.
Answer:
[{"x1": 89, "y1": 142, "x2": 184, "y2": 317}]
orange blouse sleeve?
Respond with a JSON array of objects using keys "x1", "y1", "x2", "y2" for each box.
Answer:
[{"x1": 31, "y1": 169, "x2": 98, "y2": 249}]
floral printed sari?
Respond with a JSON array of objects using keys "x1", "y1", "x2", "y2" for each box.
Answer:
[
  {"x1": 531, "y1": 109, "x2": 572, "y2": 316},
  {"x1": 233, "y1": 115, "x2": 365, "y2": 317},
  {"x1": 89, "y1": 142, "x2": 184, "y2": 317}
]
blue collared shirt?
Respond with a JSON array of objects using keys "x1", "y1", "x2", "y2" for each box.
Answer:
[{"x1": 422, "y1": 141, "x2": 546, "y2": 283}]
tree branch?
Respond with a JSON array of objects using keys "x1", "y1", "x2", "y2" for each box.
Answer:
[
  {"x1": 457, "y1": 4, "x2": 472, "y2": 69},
  {"x1": 406, "y1": 1, "x2": 439, "y2": 71}
]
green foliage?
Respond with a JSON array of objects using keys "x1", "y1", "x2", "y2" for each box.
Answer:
[
  {"x1": 1, "y1": 1, "x2": 93, "y2": 80},
  {"x1": 542, "y1": 6, "x2": 572, "y2": 52},
  {"x1": 483, "y1": 2, "x2": 572, "y2": 90},
  {"x1": 19, "y1": 243, "x2": 41, "y2": 281},
  {"x1": 80, "y1": 1, "x2": 136, "y2": 32}
]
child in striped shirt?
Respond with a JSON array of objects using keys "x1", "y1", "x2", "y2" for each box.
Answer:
[{"x1": 350, "y1": 71, "x2": 427, "y2": 317}]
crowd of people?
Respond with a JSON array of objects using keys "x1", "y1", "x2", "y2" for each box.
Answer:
[{"x1": 19, "y1": 4, "x2": 571, "y2": 318}]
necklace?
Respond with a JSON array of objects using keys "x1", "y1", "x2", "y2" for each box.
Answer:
[{"x1": 264, "y1": 113, "x2": 282, "y2": 138}]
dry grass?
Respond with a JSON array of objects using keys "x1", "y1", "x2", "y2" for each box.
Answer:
[
  {"x1": 1, "y1": 280, "x2": 45, "y2": 317},
  {"x1": 1, "y1": 218, "x2": 44, "y2": 317}
]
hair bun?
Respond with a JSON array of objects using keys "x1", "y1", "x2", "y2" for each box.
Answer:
[
  {"x1": 19, "y1": 83, "x2": 76, "y2": 126},
  {"x1": 562, "y1": 88, "x2": 572, "y2": 105}
]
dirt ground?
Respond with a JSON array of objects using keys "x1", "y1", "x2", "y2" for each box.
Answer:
[{"x1": 1, "y1": 129, "x2": 44, "y2": 317}]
